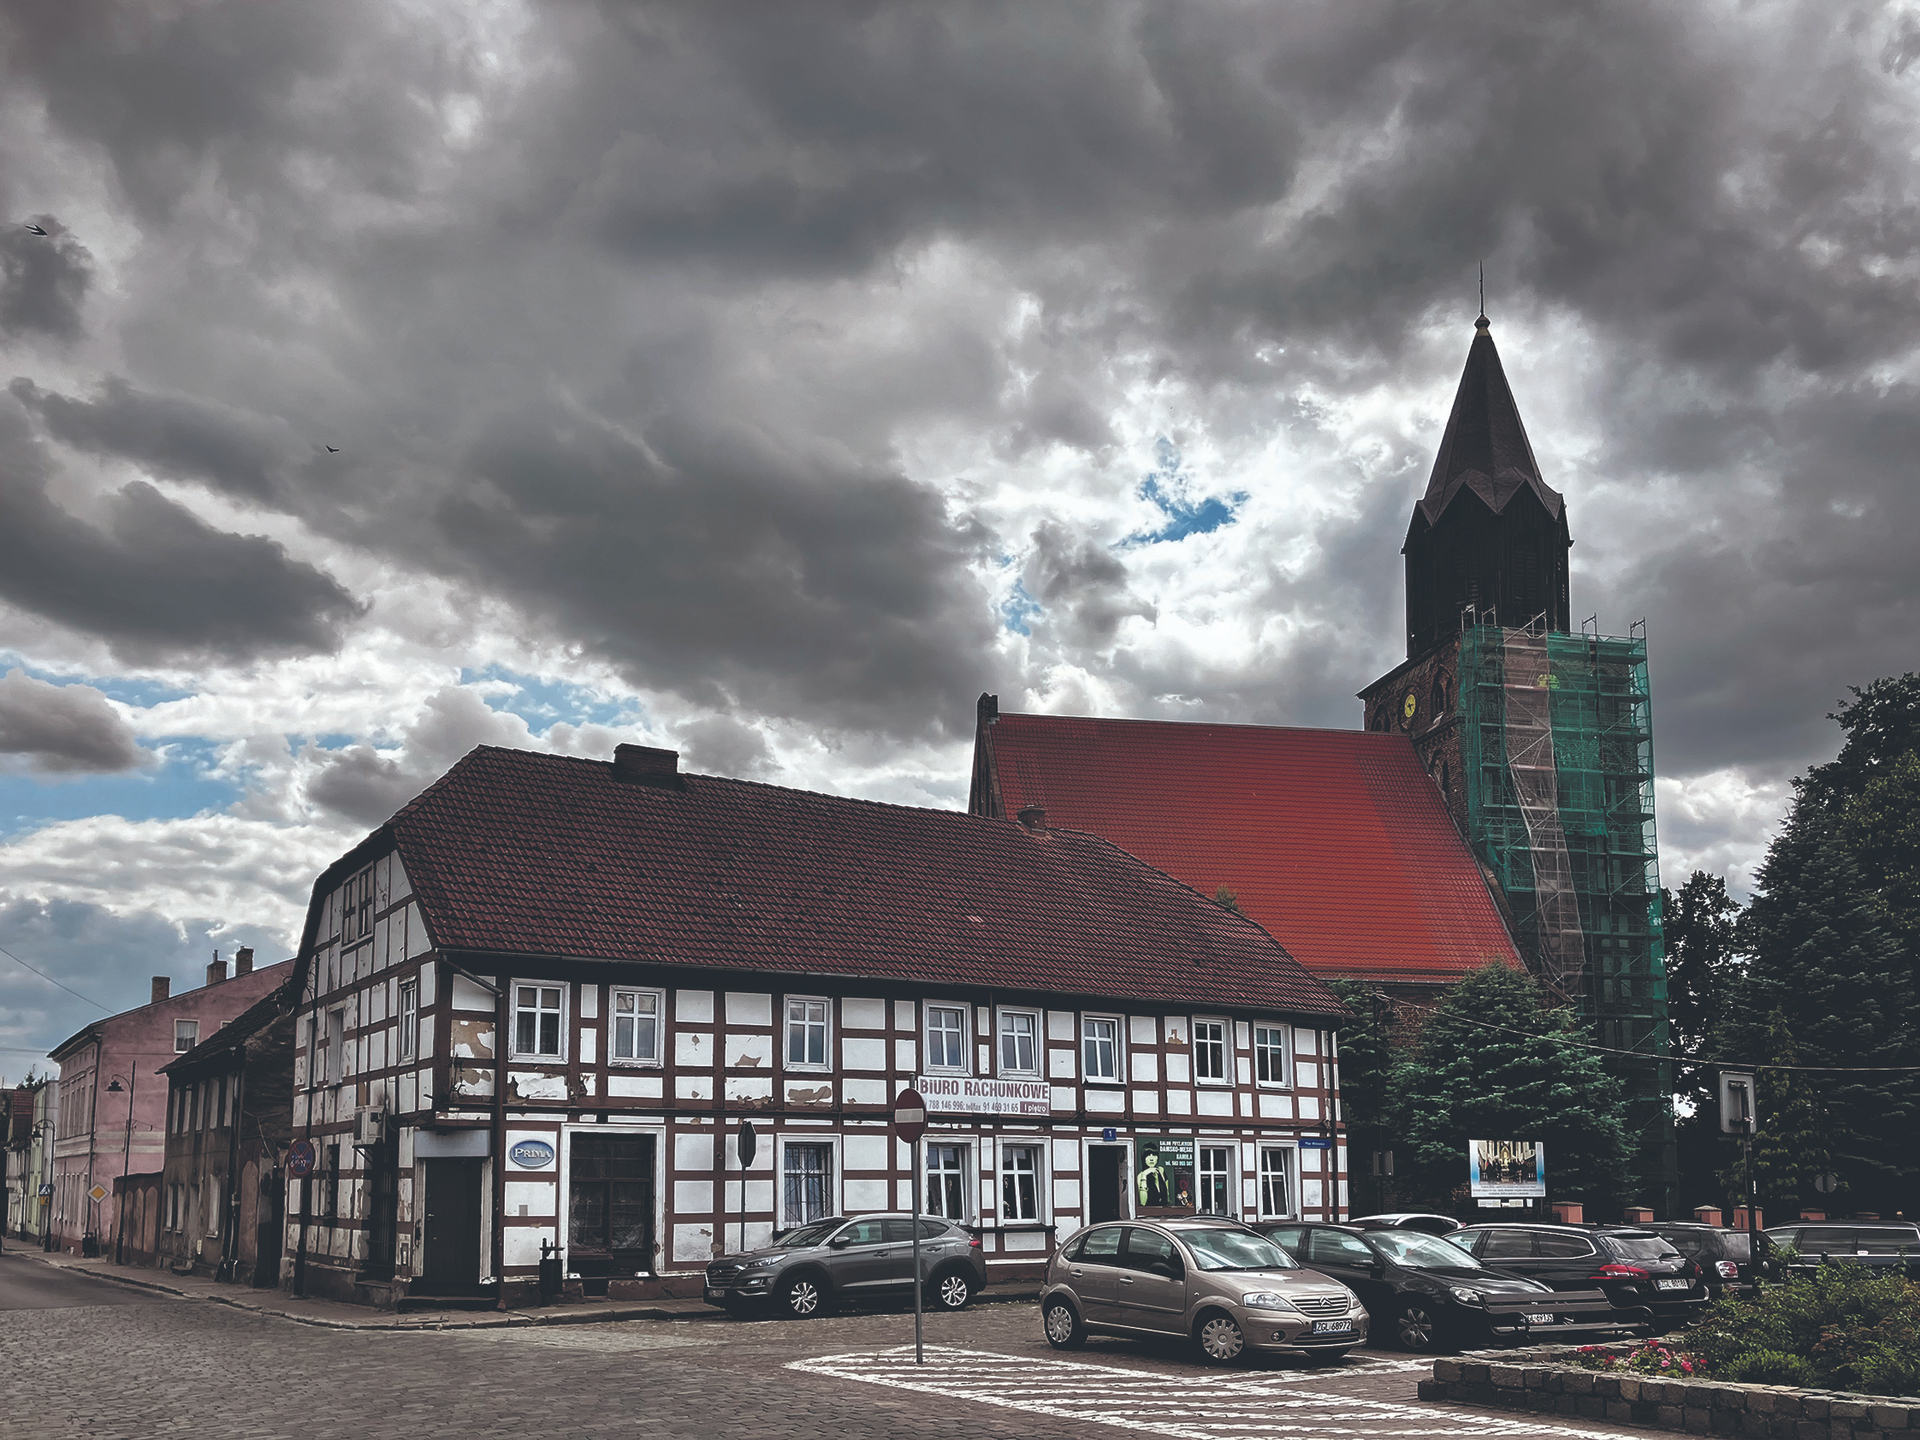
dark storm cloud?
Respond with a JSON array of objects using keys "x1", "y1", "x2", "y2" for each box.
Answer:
[
  {"x1": 0, "y1": 668, "x2": 145, "y2": 774},
  {"x1": 304, "y1": 687, "x2": 536, "y2": 827},
  {"x1": 0, "y1": 217, "x2": 92, "y2": 338},
  {"x1": 2, "y1": 0, "x2": 1917, "y2": 794},
  {"x1": 0, "y1": 396, "x2": 362, "y2": 663},
  {"x1": 677, "y1": 714, "x2": 775, "y2": 779}
]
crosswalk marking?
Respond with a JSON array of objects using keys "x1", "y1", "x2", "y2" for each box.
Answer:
[{"x1": 791, "y1": 1345, "x2": 1641, "y2": 1440}]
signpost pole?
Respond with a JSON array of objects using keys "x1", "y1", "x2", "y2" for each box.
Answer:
[{"x1": 892, "y1": 1088, "x2": 928, "y2": 1366}]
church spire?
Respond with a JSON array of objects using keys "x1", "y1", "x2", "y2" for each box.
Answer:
[{"x1": 1402, "y1": 318, "x2": 1571, "y2": 658}]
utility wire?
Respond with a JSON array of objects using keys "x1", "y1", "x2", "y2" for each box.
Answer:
[
  {"x1": 1380, "y1": 993, "x2": 1920, "y2": 1074},
  {"x1": 0, "y1": 942, "x2": 111, "y2": 1012}
]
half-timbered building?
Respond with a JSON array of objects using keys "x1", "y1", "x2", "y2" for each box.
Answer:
[{"x1": 283, "y1": 741, "x2": 1349, "y2": 1308}]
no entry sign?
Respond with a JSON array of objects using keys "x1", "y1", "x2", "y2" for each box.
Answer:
[{"x1": 892, "y1": 1087, "x2": 927, "y2": 1144}]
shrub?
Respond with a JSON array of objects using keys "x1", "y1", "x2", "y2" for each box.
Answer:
[
  {"x1": 1571, "y1": 1340, "x2": 1702, "y2": 1377},
  {"x1": 1684, "y1": 1256, "x2": 1920, "y2": 1396}
]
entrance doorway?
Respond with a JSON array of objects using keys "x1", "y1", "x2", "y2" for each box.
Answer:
[
  {"x1": 1087, "y1": 1145, "x2": 1128, "y2": 1224},
  {"x1": 418, "y1": 1157, "x2": 483, "y2": 1294},
  {"x1": 568, "y1": 1133, "x2": 656, "y2": 1296}
]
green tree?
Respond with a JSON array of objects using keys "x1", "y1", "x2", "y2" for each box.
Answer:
[
  {"x1": 1742, "y1": 1012, "x2": 1832, "y2": 1219},
  {"x1": 1661, "y1": 870, "x2": 1744, "y2": 1098},
  {"x1": 1798, "y1": 674, "x2": 1920, "y2": 816},
  {"x1": 1390, "y1": 962, "x2": 1635, "y2": 1213},
  {"x1": 1839, "y1": 749, "x2": 1920, "y2": 963},
  {"x1": 1728, "y1": 810, "x2": 1919, "y2": 1212},
  {"x1": 1329, "y1": 980, "x2": 1395, "y2": 1211}
]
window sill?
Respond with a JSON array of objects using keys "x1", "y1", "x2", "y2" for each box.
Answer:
[
  {"x1": 1082, "y1": 1079, "x2": 1126, "y2": 1088},
  {"x1": 606, "y1": 1060, "x2": 664, "y2": 1069}
]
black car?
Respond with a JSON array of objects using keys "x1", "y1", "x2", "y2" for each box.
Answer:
[
  {"x1": 1640, "y1": 1222, "x2": 1760, "y2": 1300},
  {"x1": 1452, "y1": 1223, "x2": 1706, "y2": 1328},
  {"x1": 1348, "y1": 1213, "x2": 1465, "y2": 1236},
  {"x1": 1761, "y1": 1223, "x2": 1920, "y2": 1281},
  {"x1": 1257, "y1": 1222, "x2": 1634, "y2": 1352}
]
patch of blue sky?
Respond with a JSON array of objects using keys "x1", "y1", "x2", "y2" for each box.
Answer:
[
  {"x1": 1001, "y1": 580, "x2": 1042, "y2": 636},
  {"x1": 458, "y1": 665, "x2": 638, "y2": 732},
  {"x1": 1125, "y1": 438, "x2": 1245, "y2": 545},
  {"x1": 0, "y1": 738, "x2": 241, "y2": 837},
  {"x1": 0, "y1": 654, "x2": 193, "y2": 710}
]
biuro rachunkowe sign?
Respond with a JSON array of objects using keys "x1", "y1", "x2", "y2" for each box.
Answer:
[{"x1": 914, "y1": 1075, "x2": 1052, "y2": 1117}]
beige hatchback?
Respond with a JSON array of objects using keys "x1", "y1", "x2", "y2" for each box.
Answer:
[{"x1": 1041, "y1": 1220, "x2": 1369, "y2": 1364}]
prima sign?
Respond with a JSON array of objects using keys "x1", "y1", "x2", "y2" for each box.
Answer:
[{"x1": 508, "y1": 1139, "x2": 556, "y2": 1169}]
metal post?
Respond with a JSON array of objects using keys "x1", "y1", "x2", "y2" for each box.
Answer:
[
  {"x1": 115, "y1": 1063, "x2": 135, "y2": 1265},
  {"x1": 912, "y1": 1136, "x2": 923, "y2": 1365}
]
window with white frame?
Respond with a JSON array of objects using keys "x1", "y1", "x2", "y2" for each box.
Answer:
[
  {"x1": 174, "y1": 1019, "x2": 198, "y2": 1053},
  {"x1": 610, "y1": 988, "x2": 662, "y2": 1063},
  {"x1": 397, "y1": 980, "x2": 419, "y2": 1062},
  {"x1": 1081, "y1": 1015, "x2": 1120, "y2": 1082},
  {"x1": 206, "y1": 1182, "x2": 222, "y2": 1237},
  {"x1": 1253, "y1": 1024, "x2": 1291, "y2": 1086},
  {"x1": 513, "y1": 984, "x2": 564, "y2": 1058},
  {"x1": 926, "y1": 1142, "x2": 969, "y2": 1219},
  {"x1": 326, "y1": 1007, "x2": 346, "y2": 1084},
  {"x1": 1193, "y1": 1019, "x2": 1228, "y2": 1082},
  {"x1": 785, "y1": 997, "x2": 830, "y2": 1070},
  {"x1": 782, "y1": 1142, "x2": 833, "y2": 1226},
  {"x1": 340, "y1": 865, "x2": 374, "y2": 945},
  {"x1": 1000, "y1": 1144, "x2": 1042, "y2": 1221},
  {"x1": 925, "y1": 1005, "x2": 967, "y2": 1072},
  {"x1": 1197, "y1": 1145, "x2": 1233, "y2": 1216},
  {"x1": 997, "y1": 1010, "x2": 1039, "y2": 1076},
  {"x1": 1258, "y1": 1146, "x2": 1295, "y2": 1218}
]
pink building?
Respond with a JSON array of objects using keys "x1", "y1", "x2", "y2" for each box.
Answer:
[{"x1": 47, "y1": 952, "x2": 293, "y2": 1256}]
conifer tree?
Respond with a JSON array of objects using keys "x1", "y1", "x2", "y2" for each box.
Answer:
[
  {"x1": 1728, "y1": 810, "x2": 1919, "y2": 1211},
  {"x1": 1329, "y1": 979, "x2": 1395, "y2": 1210},
  {"x1": 1391, "y1": 962, "x2": 1635, "y2": 1213},
  {"x1": 1745, "y1": 1012, "x2": 1831, "y2": 1219}
]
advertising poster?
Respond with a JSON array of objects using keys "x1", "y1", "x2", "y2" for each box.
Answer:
[
  {"x1": 1136, "y1": 1137, "x2": 1195, "y2": 1211},
  {"x1": 1468, "y1": 1139, "x2": 1546, "y2": 1198}
]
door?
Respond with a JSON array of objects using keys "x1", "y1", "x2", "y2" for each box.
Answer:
[
  {"x1": 1470, "y1": 1226, "x2": 1541, "y2": 1280},
  {"x1": 1087, "y1": 1146, "x2": 1127, "y2": 1225},
  {"x1": 827, "y1": 1218, "x2": 897, "y2": 1293},
  {"x1": 1303, "y1": 1226, "x2": 1391, "y2": 1317},
  {"x1": 1116, "y1": 1226, "x2": 1188, "y2": 1333},
  {"x1": 1067, "y1": 1223, "x2": 1125, "y2": 1323},
  {"x1": 569, "y1": 1133, "x2": 657, "y2": 1285},
  {"x1": 419, "y1": 1158, "x2": 483, "y2": 1292},
  {"x1": 364, "y1": 1138, "x2": 398, "y2": 1279}
]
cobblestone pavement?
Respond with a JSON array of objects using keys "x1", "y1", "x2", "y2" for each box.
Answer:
[{"x1": 1, "y1": 1254, "x2": 1648, "y2": 1440}]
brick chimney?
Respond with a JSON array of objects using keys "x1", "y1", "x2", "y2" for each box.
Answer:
[
  {"x1": 206, "y1": 956, "x2": 228, "y2": 986},
  {"x1": 234, "y1": 947, "x2": 254, "y2": 976},
  {"x1": 1692, "y1": 1206, "x2": 1723, "y2": 1226},
  {"x1": 612, "y1": 743, "x2": 682, "y2": 788},
  {"x1": 151, "y1": 976, "x2": 171, "y2": 1004},
  {"x1": 1623, "y1": 1206, "x2": 1655, "y2": 1224}
]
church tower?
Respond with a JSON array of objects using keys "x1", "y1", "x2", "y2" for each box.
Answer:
[{"x1": 1361, "y1": 316, "x2": 1677, "y2": 1215}]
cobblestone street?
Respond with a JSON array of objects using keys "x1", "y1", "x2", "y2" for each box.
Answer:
[{"x1": 1, "y1": 1252, "x2": 1649, "y2": 1440}]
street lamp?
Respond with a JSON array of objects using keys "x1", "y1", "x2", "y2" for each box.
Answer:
[{"x1": 104, "y1": 1066, "x2": 135, "y2": 1265}]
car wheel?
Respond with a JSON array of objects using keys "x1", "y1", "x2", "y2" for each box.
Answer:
[
  {"x1": 781, "y1": 1274, "x2": 827, "y2": 1319},
  {"x1": 1196, "y1": 1311, "x2": 1247, "y2": 1365},
  {"x1": 1043, "y1": 1298, "x2": 1086, "y2": 1350},
  {"x1": 933, "y1": 1269, "x2": 974, "y2": 1312},
  {"x1": 1396, "y1": 1301, "x2": 1442, "y2": 1352}
]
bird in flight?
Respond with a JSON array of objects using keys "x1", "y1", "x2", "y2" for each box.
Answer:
[
  {"x1": 23, "y1": 223, "x2": 47, "y2": 236},
  {"x1": 325, "y1": 445, "x2": 340, "y2": 453}
]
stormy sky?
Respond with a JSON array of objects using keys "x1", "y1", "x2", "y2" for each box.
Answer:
[{"x1": 4, "y1": 1, "x2": 1917, "y2": 1064}]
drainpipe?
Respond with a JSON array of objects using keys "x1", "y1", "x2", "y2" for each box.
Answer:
[
  {"x1": 218, "y1": 1055, "x2": 245, "y2": 1282},
  {"x1": 492, "y1": 981, "x2": 509, "y2": 1310}
]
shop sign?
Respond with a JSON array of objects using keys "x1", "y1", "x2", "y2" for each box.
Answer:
[
  {"x1": 1135, "y1": 1137, "x2": 1195, "y2": 1210},
  {"x1": 1468, "y1": 1138, "x2": 1546, "y2": 1199},
  {"x1": 914, "y1": 1075, "x2": 1051, "y2": 1118},
  {"x1": 508, "y1": 1139, "x2": 556, "y2": 1169}
]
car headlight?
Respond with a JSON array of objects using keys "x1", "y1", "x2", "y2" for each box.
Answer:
[
  {"x1": 1449, "y1": 1286, "x2": 1486, "y2": 1305},
  {"x1": 1241, "y1": 1292, "x2": 1302, "y2": 1313},
  {"x1": 742, "y1": 1257, "x2": 776, "y2": 1270}
]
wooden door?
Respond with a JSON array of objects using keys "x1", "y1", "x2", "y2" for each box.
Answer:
[{"x1": 420, "y1": 1158, "x2": 483, "y2": 1291}]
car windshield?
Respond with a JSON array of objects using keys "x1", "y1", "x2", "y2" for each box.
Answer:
[
  {"x1": 1368, "y1": 1230, "x2": 1485, "y2": 1270},
  {"x1": 1179, "y1": 1228, "x2": 1299, "y2": 1272},
  {"x1": 774, "y1": 1221, "x2": 841, "y2": 1249},
  {"x1": 1609, "y1": 1236, "x2": 1681, "y2": 1261}
]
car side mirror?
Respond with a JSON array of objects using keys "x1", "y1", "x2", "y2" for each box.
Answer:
[{"x1": 828, "y1": 1235, "x2": 852, "y2": 1249}]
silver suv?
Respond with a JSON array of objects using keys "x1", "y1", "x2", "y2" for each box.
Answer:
[
  {"x1": 704, "y1": 1214, "x2": 987, "y2": 1318},
  {"x1": 1041, "y1": 1220, "x2": 1368, "y2": 1364}
]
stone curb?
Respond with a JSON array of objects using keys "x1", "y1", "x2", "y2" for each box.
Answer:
[
  {"x1": 10, "y1": 1249, "x2": 1038, "y2": 1332},
  {"x1": 1422, "y1": 1350, "x2": 1920, "y2": 1440}
]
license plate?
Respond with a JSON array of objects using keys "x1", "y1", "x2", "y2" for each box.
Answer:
[
  {"x1": 1311, "y1": 1319, "x2": 1354, "y2": 1334},
  {"x1": 1655, "y1": 1278, "x2": 1689, "y2": 1291},
  {"x1": 705, "y1": 1287, "x2": 724, "y2": 1302},
  {"x1": 1523, "y1": 1313, "x2": 1556, "y2": 1325}
]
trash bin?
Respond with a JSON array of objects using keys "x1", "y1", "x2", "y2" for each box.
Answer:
[
  {"x1": 81, "y1": 1232, "x2": 100, "y2": 1258},
  {"x1": 538, "y1": 1239, "x2": 563, "y2": 1304}
]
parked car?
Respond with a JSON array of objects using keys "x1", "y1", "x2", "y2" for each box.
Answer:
[
  {"x1": 1348, "y1": 1213, "x2": 1465, "y2": 1236},
  {"x1": 1639, "y1": 1222, "x2": 1761, "y2": 1300},
  {"x1": 1257, "y1": 1222, "x2": 1636, "y2": 1351},
  {"x1": 1040, "y1": 1219, "x2": 1369, "y2": 1365},
  {"x1": 703, "y1": 1213, "x2": 987, "y2": 1317},
  {"x1": 1451, "y1": 1223, "x2": 1705, "y2": 1329},
  {"x1": 1760, "y1": 1222, "x2": 1920, "y2": 1280}
]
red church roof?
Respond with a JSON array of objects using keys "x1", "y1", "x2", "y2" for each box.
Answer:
[{"x1": 972, "y1": 712, "x2": 1522, "y2": 985}]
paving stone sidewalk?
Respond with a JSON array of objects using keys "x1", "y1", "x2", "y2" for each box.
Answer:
[{"x1": 4, "y1": 1244, "x2": 1038, "y2": 1331}]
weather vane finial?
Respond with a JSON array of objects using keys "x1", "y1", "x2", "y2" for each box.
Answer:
[{"x1": 1476, "y1": 262, "x2": 1489, "y2": 332}]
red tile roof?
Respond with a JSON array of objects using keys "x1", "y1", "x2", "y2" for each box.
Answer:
[
  {"x1": 371, "y1": 746, "x2": 1347, "y2": 1019},
  {"x1": 974, "y1": 714, "x2": 1521, "y2": 984}
]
